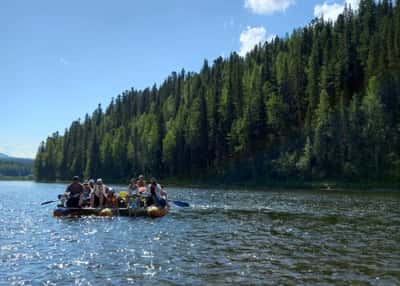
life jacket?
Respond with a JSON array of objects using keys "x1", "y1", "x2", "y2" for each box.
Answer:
[
  {"x1": 119, "y1": 191, "x2": 128, "y2": 199},
  {"x1": 107, "y1": 194, "x2": 118, "y2": 206}
]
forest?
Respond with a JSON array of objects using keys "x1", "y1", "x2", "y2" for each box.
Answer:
[
  {"x1": 35, "y1": 0, "x2": 400, "y2": 184},
  {"x1": 0, "y1": 160, "x2": 33, "y2": 178}
]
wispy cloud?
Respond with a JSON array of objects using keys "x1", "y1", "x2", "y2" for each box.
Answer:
[
  {"x1": 244, "y1": 0, "x2": 295, "y2": 15},
  {"x1": 239, "y1": 26, "x2": 267, "y2": 57},
  {"x1": 314, "y1": 0, "x2": 360, "y2": 22}
]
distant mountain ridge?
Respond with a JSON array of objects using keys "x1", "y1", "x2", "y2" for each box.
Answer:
[
  {"x1": 0, "y1": 153, "x2": 9, "y2": 159},
  {"x1": 0, "y1": 153, "x2": 34, "y2": 165},
  {"x1": 0, "y1": 152, "x2": 34, "y2": 177}
]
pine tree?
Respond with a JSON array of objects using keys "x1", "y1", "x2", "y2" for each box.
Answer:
[
  {"x1": 361, "y1": 76, "x2": 386, "y2": 176},
  {"x1": 313, "y1": 89, "x2": 335, "y2": 176}
]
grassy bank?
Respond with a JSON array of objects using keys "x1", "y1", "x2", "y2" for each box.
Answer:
[
  {"x1": 162, "y1": 176, "x2": 400, "y2": 191},
  {"x1": 0, "y1": 176, "x2": 34, "y2": 181},
  {"x1": 32, "y1": 176, "x2": 399, "y2": 191}
]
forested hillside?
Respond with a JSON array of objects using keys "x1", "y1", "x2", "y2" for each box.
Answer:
[
  {"x1": 0, "y1": 161, "x2": 33, "y2": 177},
  {"x1": 35, "y1": 0, "x2": 400, "y2": 183},
  {"x1": 0, "y1": 154, "x2": 33, "y2": 178}
]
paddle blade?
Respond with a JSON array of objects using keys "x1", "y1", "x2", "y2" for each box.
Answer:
[
  {"x1": 41, "y1": 200, "x2": 57, "y2": 205},
  {"x1": 172, "y1": 200, "x2": 190, "y2": 207}
]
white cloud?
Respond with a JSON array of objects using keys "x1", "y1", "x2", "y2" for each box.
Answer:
[
  {"x1": 239, "y1": 26, "x2": 267, "y2": 56},
  {"x1": 267, "y1": 34, "x2": 277, "y2": 43},
  {"x1": 244, "y1": 0, "x2": 295, "y2": 15},
  {"x1": 346, "y1": 0, "x2": 360, "y2": 10},
  {"x1": 314, "y1": 0, "x2": 360, "y2": 22},
  {"x1": 314, "y1": 2, "x2": 344, "y2": 22}
]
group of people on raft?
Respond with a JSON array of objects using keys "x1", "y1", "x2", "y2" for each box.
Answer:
[{"x1": 63, "y1": 175, "x2": 168, "y2": 209}]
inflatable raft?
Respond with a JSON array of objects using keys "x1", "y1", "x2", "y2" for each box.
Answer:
[{"x1": 53, "y1": 205, "x2": 169, "y2": 218}]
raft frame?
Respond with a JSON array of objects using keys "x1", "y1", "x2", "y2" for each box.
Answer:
[{"x1": 53, "y1": 206, "x2": 169, "y2": 218}]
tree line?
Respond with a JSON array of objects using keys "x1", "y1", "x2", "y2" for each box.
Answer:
[
  {"x1": 35, "y1": 0, "x2": 400, "y2": 183},
  {"x1": 0, "y1": 161, "x2": 33, "y2": 177}
]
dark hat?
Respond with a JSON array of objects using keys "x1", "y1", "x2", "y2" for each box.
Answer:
[{"x1": 73, "y1": 176, "x2": 79, "y2": 181}]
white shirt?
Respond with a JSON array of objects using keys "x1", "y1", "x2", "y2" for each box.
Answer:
[{"x1": 93, "y1": 184, "x2": 108, "y2": 198}]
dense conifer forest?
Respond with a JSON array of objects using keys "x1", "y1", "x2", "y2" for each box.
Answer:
[
  {"x1": 0, "y1": 161, "x2": 32, "y2": 177},
  {"x1": 35, "y1": 0, "x2": 400, "y2": 184},
  {"x1": 0, "y1": 154, "x2": 33, "y2": 178}
]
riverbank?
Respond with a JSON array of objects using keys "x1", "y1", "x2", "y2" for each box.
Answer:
[
  {"x1": 0, "y1": 176, "x2": 33, "y2": 181},
  {"x1": 162, "y1": 176, "x2": 400, "y2": 191},
  {"x1": 31, "y1": 176, "x2": 399, "y2": 191}
]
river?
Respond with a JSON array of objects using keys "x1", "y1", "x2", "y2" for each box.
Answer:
[{"x1": 0, "y1": 181, "x2": 399, "y2": 285}]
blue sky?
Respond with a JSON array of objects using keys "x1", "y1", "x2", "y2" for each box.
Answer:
[{"x1": 0, "y1": 0, "x2": 359, "y2": 158}]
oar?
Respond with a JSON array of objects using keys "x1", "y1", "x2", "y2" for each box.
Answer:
[
  {"x1": 41, "y1": 193, "x2": 66, "y2": 205},
  {"x1": 170, "y1": 200, "x2": 190, "y2": 207},
  {"x1": 41, "y1": 200, "x2": 57, "y2": 205}
]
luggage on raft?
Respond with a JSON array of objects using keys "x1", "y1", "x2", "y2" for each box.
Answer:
[{"x1": 53, "y1": 205, "x2": 169, "y2": 218}]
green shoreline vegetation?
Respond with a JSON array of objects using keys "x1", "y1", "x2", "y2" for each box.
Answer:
[
  {"x1": 35, "y1": 1, "x2": 400, "y2": 187},
  {"x1": 0, "y1": 176, "x2": 34, "y2": 181},
  {"x1": 162, "y1": 177, "x2": 400, "y2": 191},
  {"x1": 28, "y1": 176, "x2": 399, "y2": 192},
  {"x1": 0, "y1": 159, "x2": 34, "y2": 180}
]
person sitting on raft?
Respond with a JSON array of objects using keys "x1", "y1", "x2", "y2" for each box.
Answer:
[
  {"x1": 128, "y1": 177, "x2": 138, "y2": 193},
  {"x1": 134, "y1": 174, "x2": 148, "y2": 207},
  {"x1": 90, "y1": 178, "x2": 109, "y2": 208},
  {"x1": 126, "y1": 177, "x2": 138, "y2": 207},
  {"x1": 79, "y1": 180, "x2": 92, "y2": 207},
  {"x1": 65, "y1": 176, "x2": 84, "y2": 208},
  {"x1": 105, "y1": 189, "x2": 118, "y2": 207},
  {"x1": 147, "y1": 177, "x2": 167, "y2": 208},
  {"x1": 137, "y1": 174, "x2": 147, "y2": 194},
  {"x1": 160, "y1": 185, "x2": 169, "y2": 207},
  {"x1": 88, "y1": 179, "x2": 95, "y2": 191}
]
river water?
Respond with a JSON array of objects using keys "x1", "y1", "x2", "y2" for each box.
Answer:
[{"x1": 0, "y1": 181, "x2": 399, "y2": 285}]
